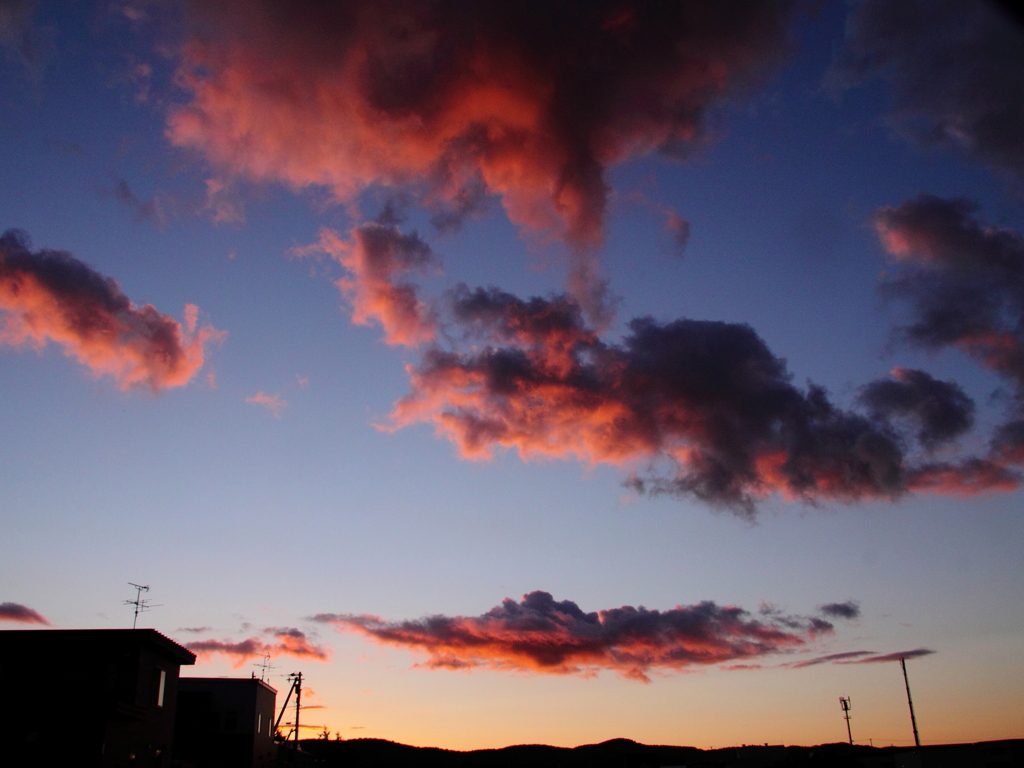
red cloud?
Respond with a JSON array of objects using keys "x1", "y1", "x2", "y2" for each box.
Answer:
[
  {"x1": 186, "y1": 628, "x2": 330, "y2": 668},
  {"x1": 0, "y1": 230, "x2": 222, "y2": 392},
  {"x1": 296, "y1": 225, "x2": 437, "y2": 347},
  {"x1": 907, "y1": 458, "x2": 1020, "y2": 497},
  {"x1": 168, "y1": 0, "x2": 795, "y2": 318},
  {"x1": 169, "y1": 1, "x2": 793, "y2": 251},
  {"x1": 0, "y1": 601, "x2": 50, "y2": 625},
  {"x1": 312, "y1": 591, "x2": 834, "y2": 682}
]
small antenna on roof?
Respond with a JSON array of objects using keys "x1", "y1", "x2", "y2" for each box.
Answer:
[
  {"x1": 124, "y1": 583, "x2": 161, "y2": 629},
  {"x1": 254, "y1": 654, "x2": 276, "y2": 682}
]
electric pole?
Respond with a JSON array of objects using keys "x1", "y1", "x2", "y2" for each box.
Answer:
[{"x1": 900, "y1": 657, "x2": 921, "y2": 748}]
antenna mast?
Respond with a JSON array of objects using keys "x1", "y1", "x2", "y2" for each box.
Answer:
[
  {"x1": 839, "y1": 696, "x2": 853, "y2": 745},
  {"x1": 124, "y1": 583, "x2": 160, "y2": 629},
  {"x1": 254, "y1": 654, "x2": 276, "y2": 682},
  {"x1": 900, "y1": 657, "x2": 921, "y2": 748}
]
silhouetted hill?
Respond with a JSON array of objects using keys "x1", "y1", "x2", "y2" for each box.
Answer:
[{"x1": 296, "y1": 736, "x2": 1024, "y2": 768}]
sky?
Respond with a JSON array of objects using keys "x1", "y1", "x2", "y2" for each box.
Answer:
[{"x1": 1, "y1": 0, "x2": 1023, "y2": 752}]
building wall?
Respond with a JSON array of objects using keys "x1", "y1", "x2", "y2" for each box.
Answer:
[
  {"x1": 0, "y1": 629, "x2": 195, "y2": 768},
  {"x1": 175, "y1": 677, "x2": 278, "y2": 768}
]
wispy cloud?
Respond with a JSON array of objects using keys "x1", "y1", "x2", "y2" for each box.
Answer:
[
  {"x1": 246, "y1": 391, "x2": 287, "y2": 418},
  {"x1": 788, "y1": 648, "x2": 935, "y2": 668},
  {"x1": 844, "y1": 648, "x2": 935, "y2": 664},
  {"x1": 788, "y1": 650, "x2": 875, "y2": 669}
]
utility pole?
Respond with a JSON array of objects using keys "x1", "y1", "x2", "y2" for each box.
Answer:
[
  {"x1": 839, "y1": 696, "x2": 853, "y2": 745},
  {"x1": 900, "y1": 658, "x2": 921, "y2": 748},
  {"x1": 294, "y1": 672, "x2": 302, "y2": 747}
]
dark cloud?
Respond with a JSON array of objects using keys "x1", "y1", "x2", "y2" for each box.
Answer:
[
  {"x1": 874, "y1": 195, "x2": 1024, "y2": 472},
  {"x1": 832, "y1": 0, "x2": 1024, "y2": 177},
  {"x1": 0, "y1": 0, "x2": 47, "y2": 78},
  {"x1": 819, "y1": 601, "x2": 861, "y2": 620},
  {"x1": 0, "y1": 601, "x2": 49, "y2": 625},
  {"x1": 390, "y1": 287, "x2": 912, "y2": 513},
  {"x1": 860, "y1": 367, "x2": 975, "y2": 450},
  {"x1": 0, "y1": 229, "x2": 222, "y2": 391},
  {"x1": 875, "y1": 196, "x2": 1024, "y2": 388},
  {"x1": 312, "y1": 590, "x2": 836, "y2": 682},
  {"x1": 992, "y1": 419, "x2": 1024, "y2": 464},
  {"x1": 298, "y1": 190, "x2": 1023, "y2": 511}
]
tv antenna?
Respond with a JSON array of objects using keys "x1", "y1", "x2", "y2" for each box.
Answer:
[
  {"x1": 839, "y1": 696, "x2": 853, "y2": 745},
  {"x1": 899, "y1": 657, "x2": 921, "y2": 748},
  {"x1": 254, "y1": 654, "x2": 277, "y2": 682},
  {"x1": 124, "y1": 583, "x2": 160, "y2": 629}
]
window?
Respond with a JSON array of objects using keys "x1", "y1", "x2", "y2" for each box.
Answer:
[{"x1": 153, "y1": 668, "x2": 166, "y2": 707}]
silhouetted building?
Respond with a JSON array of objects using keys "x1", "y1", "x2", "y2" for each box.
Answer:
[
  {"x1": 174, "y1": 676, "x2": 278, "y2": 768},
  {"x1": 0, "y1": 628, "x2": 195, "y2": 767}
]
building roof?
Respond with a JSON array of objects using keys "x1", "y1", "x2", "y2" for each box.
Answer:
[
  {"x1": 0, "y1": 628, "x2": 197, "y2": 664},
  {"x1": 180, "y1": 676, "x2": 278, "y2": 694}
]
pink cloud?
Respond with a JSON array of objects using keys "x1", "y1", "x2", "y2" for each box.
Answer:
[
  {"x1": 186, "y1": 627, "x2": 331, "y2": 668},
  {"x1": 0, "y1": 230, "x2": 223, "y2": 392},
  {"x1": 295, "y1": 225, "x2": 437, "y2": 347},
  {"x1": 246, "y1": 391, "x2": 287, "y2": 417}
]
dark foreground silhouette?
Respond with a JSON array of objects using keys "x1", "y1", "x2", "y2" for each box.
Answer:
[{"x1": 296, "y1": 736, "x2": 1024, "y2": 768}]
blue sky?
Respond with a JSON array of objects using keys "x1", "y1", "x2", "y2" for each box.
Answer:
[{"x1": 1, "y1": 0, "x2": 1022, "y2": 750}]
